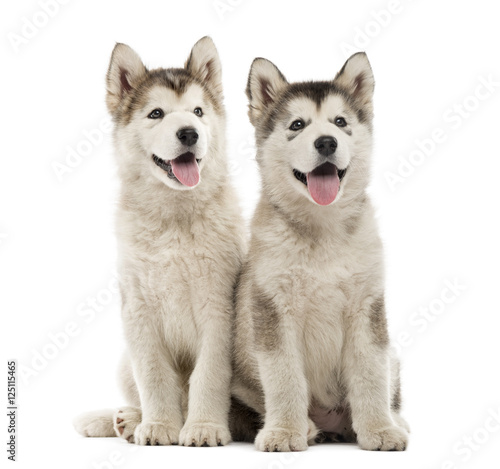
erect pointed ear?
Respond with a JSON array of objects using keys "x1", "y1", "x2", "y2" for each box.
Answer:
[
  {"x1": 334, "y1": 52, "x2": 374, "y2": 107},
  {"x1": 246, "y1": 58, "x2": 288, "y2": 125},
  {"x1": 185, "y1": 36, "x2": 222, "y2": 97},
  {"x1": 106, "y1": 43, "x2": 147, "y2": 115}
]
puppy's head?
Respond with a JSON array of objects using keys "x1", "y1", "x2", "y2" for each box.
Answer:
[
  {"x1": 246, "y1": 53, "x2": 374, "y2": 207},
  {"x1": 106, "y1": 37, "x2": 224, "y2": 190}
]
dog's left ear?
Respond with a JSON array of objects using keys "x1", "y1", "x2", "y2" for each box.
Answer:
[
  {"x1": 334, "y1": 52, "x2": 374, "y2": 108},
  {"x1": 186, "y1": 36, "x2": 222, "y2": 97}
]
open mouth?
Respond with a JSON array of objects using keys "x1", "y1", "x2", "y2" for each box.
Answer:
[
  {"x1": 153, "y1": 152, "x2": 201, "y2": 187},
  {"x1": 293, "y1": 163, "x2": 347, "y2": 206}
]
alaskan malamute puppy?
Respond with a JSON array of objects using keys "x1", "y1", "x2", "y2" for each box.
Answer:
[
  {"x1": 74, "y1": 37, "x2": 245, "y2": 446},
  {"x1": 232, "y1": 53, "x2": 409, "y2": 451}
]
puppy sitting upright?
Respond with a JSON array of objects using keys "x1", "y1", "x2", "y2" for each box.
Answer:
[
  {"x1": 232, "y1": 53, "x2": 409, "y2": 451},
  {"x1": 74, "y1": 37, "x2": 245, "y2": 446}
]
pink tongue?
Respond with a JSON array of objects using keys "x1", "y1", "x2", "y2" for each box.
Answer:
[
  {"x1": 171, "y1": 152, "x2": 200, "y2": 187},
  {"x1": 306, "y1": 163, "x2": 340, "y2": 206}
]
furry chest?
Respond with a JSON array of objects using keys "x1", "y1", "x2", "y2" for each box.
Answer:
[
  {"x1": 259, "y1": 261, "x2": 350, "y2": 407},
  {"x1": 302, "y1": 295, "x2": 346, "y2": 406},
  {"x1": 127, "y1": 248, "x2": 218, "y2": 354}
]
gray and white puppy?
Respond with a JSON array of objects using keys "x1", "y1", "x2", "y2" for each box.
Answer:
[
  {"x1": 231, "y1": 53, "x2": 410, "y2": 451},
  {"x1": 73, "y1": 37, "x2": 245, "y2": 447}
]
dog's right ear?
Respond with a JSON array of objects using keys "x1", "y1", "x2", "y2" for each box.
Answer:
[
  {"x1": 106, "y1": 43, "x2": 147, "y2": 115},
  {"x1": 246, "y1": 58, "x2": 288, "y2": 125}
]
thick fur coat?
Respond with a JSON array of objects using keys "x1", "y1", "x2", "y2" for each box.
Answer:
[
  {"x1": 74, "y1": 37, "x2": 246, "y2": 447},
  {"x1": 231, "y1": 53, "x2": 409, "y2": 451}
]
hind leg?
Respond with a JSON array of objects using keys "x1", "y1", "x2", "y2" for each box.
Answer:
[
  {"x1": 74, "y1": 353, "x2": 143, "y2": 440},
  {"x1": 113, "y1": 353, "x2": 144, "y2": 443},
  {"x1": 118, "y1": 352, "x2": 141, "y2": 407},
  {"x1": 389, "y1": 350, "x2": 410, "y2": 433}
]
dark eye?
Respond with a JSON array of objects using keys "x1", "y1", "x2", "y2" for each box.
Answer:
[
  {"x1": 290, "y1": 119, "x2": 305, "y2": 131},
  {"x1": 194, "y1": 107, "x2": 203, "y2": 117},
  {"x1": 148, "y1": 109, "x2": 164, "y2": 119},
  {"x1": 335, "y1": 117, "x2": 347, "y2": 127}
]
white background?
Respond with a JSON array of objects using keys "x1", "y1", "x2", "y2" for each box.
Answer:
[{"x1": 1, "y1": 0, "x2": 500, "y2": 468}]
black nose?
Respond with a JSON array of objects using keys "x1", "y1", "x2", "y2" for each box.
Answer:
[
  {"x1": 176, "y1": 128, "x2": 198, "y2": 146},
  {"x1": 314, "y1": 136, "x2": 337, "y2": 157}
]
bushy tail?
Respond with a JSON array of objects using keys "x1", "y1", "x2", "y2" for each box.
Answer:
[{"x1": 73, "y1": 409, "x2": 117, "y2": 438}]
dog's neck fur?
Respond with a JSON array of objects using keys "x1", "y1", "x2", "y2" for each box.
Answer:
[{"x1": 260, "y1": 195, "x2": 369, "y2": 244}]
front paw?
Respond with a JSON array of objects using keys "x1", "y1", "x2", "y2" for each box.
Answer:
[
  {"x1": 134, "y1": 422, "x2": 180, "y2": 446},
  {"x1": 179, "y1": 422, "x2": 231, "y2": 447},
  {"x1": 255, "y1": 427, "x2": 308, "y2": 452},
  {"x1": 357, "y1": 425, "x2": 408, "y2": 451}
]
